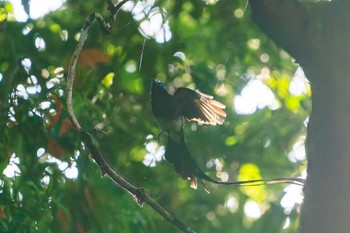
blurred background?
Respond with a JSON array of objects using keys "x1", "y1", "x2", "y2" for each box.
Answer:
[{"x1": 0, "y1": 0, "x2": 310, "y2": 232}]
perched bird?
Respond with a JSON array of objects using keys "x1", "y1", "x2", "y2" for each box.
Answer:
[{"x1": 150, "y1": 80, "x2": 304, "y2": 191}]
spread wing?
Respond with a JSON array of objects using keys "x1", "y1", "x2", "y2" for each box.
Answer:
[{"x1": 173, "y1": 87, "x2": 226, "y2": 125}]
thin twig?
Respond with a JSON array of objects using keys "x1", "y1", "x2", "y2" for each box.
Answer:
[
  {"x1": 139, "y1": 38, "x2": 146, "y2": 70},
  {"x1": 65, "y1": 1, "x2": 197, "y2": 233}
]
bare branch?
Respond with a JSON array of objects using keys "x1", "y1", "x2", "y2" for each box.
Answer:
[{"x1": 65, "y1": 1, "x2": 197, "y2": 233}]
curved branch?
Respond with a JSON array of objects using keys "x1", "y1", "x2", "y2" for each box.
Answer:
[{"x1": 65, "y1": 2, "x2": 197, "y2": 233}]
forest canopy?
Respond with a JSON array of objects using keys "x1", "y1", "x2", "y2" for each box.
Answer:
[{"x1": 0, "y1": 0, "x2": 310, "y2": 232}]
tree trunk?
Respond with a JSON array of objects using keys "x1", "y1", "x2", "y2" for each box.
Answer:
[{"x1": 250, "y1": 1, "x2": 350, "y2": 232}]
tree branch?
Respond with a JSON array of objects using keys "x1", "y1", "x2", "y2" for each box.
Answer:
[{"x1": 65, "y1": 1, "x2": 197, "y2": 233}]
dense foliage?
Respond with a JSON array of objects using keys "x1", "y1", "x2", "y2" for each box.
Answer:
[{"x1": 0, "y1": 0, "x2": 310, "y2": 232}]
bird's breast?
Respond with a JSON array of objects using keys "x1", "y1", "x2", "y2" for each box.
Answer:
[{"x1": 155, "y1": 116, "x2": 184, "y2": 143}]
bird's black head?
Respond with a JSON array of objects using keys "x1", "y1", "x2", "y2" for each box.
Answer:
[
  {"x1": 152, "y1": 80, "x2": 167, "y2": 91},
  {"x1": 151, "y1": 80, "x2": 169, "y2": 98},
  {"x1": 151, "y1": 80, "x2": 172, "y2": 118}
]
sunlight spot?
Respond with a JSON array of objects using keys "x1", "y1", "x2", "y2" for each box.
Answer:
[
  {"x1": 58, "y1": 161, "x2": 69, "y2": 171},
  {"x1": 74, "y1": 32, "x2": 81, "y2": 41},
  {"x1": 36, "y1": 147, "x2": 45, "y2": 157},
  {"x1": 22, "y1": 24, "x2": 33, "y2": 35},
  {"x1": 143, "y1": 140, "x2": 165, "y2": 167},
  {"x1": 260, "y1": 53, "x2": 269, "y2": 63},
  {"x1": 3, "y1": 153, "x2": 21, "y2": 178},
  {"x1": 215, "y1": 83, "x2": 228, "y2": 97},
  {"x1": 206, "y1": 211, "x2": 216, "y2": 221},
  {"x1": 125, "y1": 0, "x2": 171, "y2": 43},
  {"x1": 44, "y1": 154, "x2": 79, "y2": 179},
  {"x1": 28, "y1": 75, "x2": 38, "y2": 84},
  {"x1": 125, "y1": 60, "x2": 137, "y2": 73},
  {"x1": 206, "y1": 159, "x2": 215, "y2": 169},
  {"x1": 41, "y1": 175, "x2": 50, "y2": 186},
  {"x1": 146, "y1": 141, "x2": 157, "y2": 151},
  {"x1": 60, "y1": 29, "x2": 68, "y2": 41},
  {"x1": 281, "y1": 183, "x2": 304, "y2": 213},
  {"x1": 8, "y1": 107, "x2": 16, "y2": 123},
  {"x1": 17, "y1": 192, "x2": 23, "y2": 202},
  {"x1": 220, "y1": 171, "x2": 229, "y2": 181},
  {"x1": 21, "y1": 58, "x2": 31, "y2": 73},
  {"x1": 260, "y1": 67, "x2": 270, "y2": 77},
  {"x1": 35, "y1": 37, "x2": 46, "y2": 51},
  {"x1": 45, "y1": 154, "x2": 60, "y2": 163},
  {"x1": 41, "y1": 69, "x2": 50, "y2": 79},
  {"x1": 234, "y1": 78, "x2": 279, "y2": 115},
  {"x1": 26, "y1": 84, "x2": 41, "y2": 94},
  {"x1": 225, "y1": 195, "x2": 239, "y2": 213},
  {"x1": 30, "y1": 0, "x2": 65, "y2": 19},
  {"x1": 247, "y1": 39, "x2": 260, "y2": 50},
  {"x1": 244, "y1": 200, "x2": 262, "y2": 218},
  {"x1": 49, "y1": 109, "x2": 57, "y2": 118},
  {"x1": 64, "y1": 161, "x2": 78, "y2": 179},
  {"x1": 283, "y1": 217, "x2": 291, "y2": 229},
  {"x1": 174, "y1": 51, "x2": 186, "y2": 61},
  {"x1": 215, "y1": 158, "x2": 223, "y2": 171},
  {"x1": 16, "y1": 84, "x2": 29, "y2": 99},
  {"x1": 129, "y1": 0, "x2": 155, "y2": 21},
  {"x1": 288, "y1": 135, "x2": 306, "y2": 162},
  {"x1": 9, "y1": 0, "x2": 65, "y2": 21},
  {"x1": 289, "y1": 67, "x2": 309, "y2": 96},
  {"x1": 46, "y1": 78, "x2": 60, "y2": 89},
  {"x1": 139, "y1": 10, "x2": 172, "y2": 43},
  {"x1": 234, "y1": 8, "x2": 244, "y2": 18},
  {"x1": 58, "y1": 89, "x2": 64, "y2": 96},
  {"x1": 39, "y1": 101, "x2": 51, "y2": 110},
  {"x1": 216, "y1": 64, "x2": 226, "y2": 81},
  {"x1": 263, "y1": 138, "x2": 271, "y2": 148},
  {"x1": 54, "y1": 67, "x2": 64, "y2": 77},
  {"x1": 203, "y1": 0, "x2": 218, "y2": 5},
  {"x1": 304, "y1": 116, "x2": 309, "y2": 127},
  {"x1": 8, "y1": 0, "x2": 28, "y2": 21}
]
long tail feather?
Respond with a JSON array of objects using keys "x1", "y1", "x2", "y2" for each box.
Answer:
[{"x1": 164, "y1": 136, "x2": 305, "y2": 191}]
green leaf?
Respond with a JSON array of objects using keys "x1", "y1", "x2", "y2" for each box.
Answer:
[{"x1": 101, "y1": 72, "x2": 115, "y2": 88}]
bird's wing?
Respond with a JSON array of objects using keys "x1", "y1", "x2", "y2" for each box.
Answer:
[{"x1": 173, "y1": 87, "x2": 226, "y2": 125}]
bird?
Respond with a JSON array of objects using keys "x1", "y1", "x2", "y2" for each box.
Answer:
[{"x1": 150, "y1": 80, "x2": 304, "y2": 191}]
